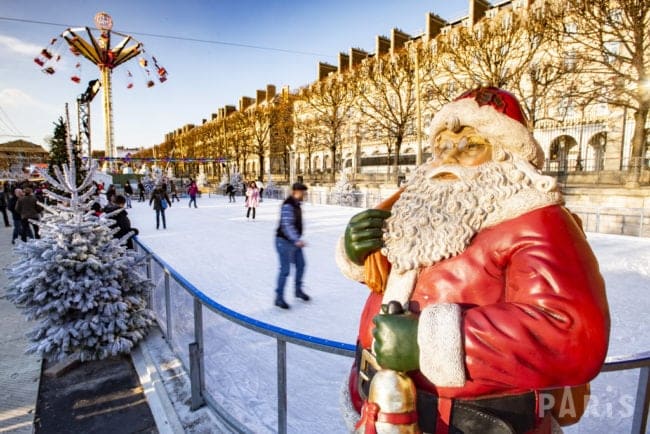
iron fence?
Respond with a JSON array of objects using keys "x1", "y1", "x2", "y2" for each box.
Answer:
[{"x1": 133, "y1": 239, "x2": 650, "y2": 434}]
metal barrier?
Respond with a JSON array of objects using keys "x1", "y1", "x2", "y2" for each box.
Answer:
[
  {"x1": 567, "y1": 206, "x2": 649, "y2": 238},
  {"x1": 133, "y1": 238, "x2": 650, "y2": 434}
]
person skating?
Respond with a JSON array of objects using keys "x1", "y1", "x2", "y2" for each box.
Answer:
[
  {"x1": 245, "y1": 181, "x2": 260, "y2": 220},
  {"x1": 274, "y1": 182, "x2": 310, "y2": 309},
  {"x1": 104, "y1": 195, "x2": 139, "y2": 249},
  {"x1": 226, "y1": 184, "x2": 236, "y2": 203},
  {"x1": 149, "y1": 185, "x2": 171, "y2": 229},
  {"x1": 187, "y1": 181, "x2": 198, "y2": 208},
  {"x1": 170, "y1": 180, "x2": 180, "y2": 202},
  {"x1": 123, "y1": 182, "x2": 133, "y2": 208},
  {"x1": 15, "y1": 187, "x2": 41, "y2": 241},
  {"x1": 137, "y1": 181, "x2": 146, "y2": 202}
]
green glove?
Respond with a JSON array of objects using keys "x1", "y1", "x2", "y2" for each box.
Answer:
[
  {"x1": 344, "y1": 209, "x2": 391, "y2": 265},
  {"x1": 372, "y1": 302, "x2": 420, "y2": 372}
]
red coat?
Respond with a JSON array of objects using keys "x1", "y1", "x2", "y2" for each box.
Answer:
[{"x1": 352, "y1": 205, "x2": 610, "y2": 402}]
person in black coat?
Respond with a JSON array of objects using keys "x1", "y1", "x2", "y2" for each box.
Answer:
[
  {"x1": 137, "y1": 181, "x2": 146, "y2": 202},
  {"x1": 105, "y1": 185, "x2": 117, "y2": 205},
  {"x1": 123, "y1": 182, "x2": 133, "y2": 208},
  {"x1": 149, "y1": 186, "x2": 171, "y2": 230},
  {"x1": 0, "y1": 184, "x2": 9, "y2": 227},
  {"x1": 225, "y1": 184, "x2": 236, "y2": 203},
  {"x1": 8, "y1": 189, "x2": 23, "y2": 244},
  {"x1": 104, "y1": 195, "x2": 138, "y2": 249}
]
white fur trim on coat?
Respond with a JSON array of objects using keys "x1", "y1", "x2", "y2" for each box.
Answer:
[
  {"x1": 335, "y1": 236, "x2": 365, "y2": 282},
  {"x1": 417, "y1": 303, "x2": 466, "y2": 388},
  {"x1": 428, "y1": 98, "x2": 545, "y2": 169}
]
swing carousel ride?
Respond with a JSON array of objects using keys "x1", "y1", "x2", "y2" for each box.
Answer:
[{"x1": 33, "y1": 12, "x2": 168, "y2": 171}]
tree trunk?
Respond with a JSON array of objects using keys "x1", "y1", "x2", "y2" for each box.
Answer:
[
  {"x1": 330, "y1": 146, "x2": 336, "y2": 183},
  {"x1": 308, "y1": 151, "x2": 312, "y2": 176},
  {"x1": 630, "y1": 105, "x2": 649, "y2": 169},
  {"x1": 258, "y1": 152, "x2": 265, "y2": 182},
  {"x1": 393, "y1": 135, "x2": 403, "y2": 184}
]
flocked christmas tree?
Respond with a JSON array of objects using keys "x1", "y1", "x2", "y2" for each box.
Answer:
[
  {"x1": 332, "y1": 168, "x2": 357, "y2": 206},
  {"x1": 7, "y1": 113, "x2": 154, "y2": 362}
]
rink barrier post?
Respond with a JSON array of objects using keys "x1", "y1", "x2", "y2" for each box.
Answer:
[
  {"x1": 632, "y1": 366, "x2": 649, "y2": 434},
  {"x1": 133, "y1": 239, "x2": 650, "y2": 434},
  {"x1": 163, "y1": 270, "x2": 172, "y2": 343},
  {"x1": 189, "y1": 298, "x2": 206, "y2": 410},
  {"x1": 143, "y1": 248, "x2": 153, "y2": 310},
  {"x1": 277, "y1": 339, "x2": 288, "y2": 434}
]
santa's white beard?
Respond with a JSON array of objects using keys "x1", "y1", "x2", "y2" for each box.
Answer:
[{"x1": 382, "y1": 158, "x2": 551, "y2": 273}]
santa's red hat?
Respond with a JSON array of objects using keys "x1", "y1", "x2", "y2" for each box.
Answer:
[{"x1": 428, "y1": 87, "x2": 545, "y2": 168}]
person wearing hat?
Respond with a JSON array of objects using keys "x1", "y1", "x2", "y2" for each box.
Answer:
[
  {"x1": 337, "y1": 87, "x2": 610, "y2": 433},
  {"x1": 274, "y1": 182, "x2": 311, "y2": 309}
]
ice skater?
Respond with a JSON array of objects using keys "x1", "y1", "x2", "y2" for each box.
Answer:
[
  {"x1": 170, "y1": 180, "x2": 180, "y2": 202},
  {"x1": 149, "y1": 185, "x2": 171, "y2": 229},
  {"x1": 187, "y1": 180, "x2": 198, "y2": 208},
  {"x1": 245, "y1": 181, "x2": 260, "y2": 220},
  {"x1": 123, "y1": 182, "x2": 133, "y2": 208},
  {"x1": 274, "y1": 182, "x2": 310, "y2": 309},
  {"x1": 226, "y1": 184, "x2": 236, "y2": 203},
  {"x1": 137, "y1": 181, "x2": 146, "y2": 202}
]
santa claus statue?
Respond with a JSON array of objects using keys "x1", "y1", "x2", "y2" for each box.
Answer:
[{"x1": 336, "y1": 87, "x2": 610, "y2": 434}]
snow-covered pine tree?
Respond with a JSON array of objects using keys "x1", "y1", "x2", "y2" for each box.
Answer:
[
  {"x1": 6, "y1": 113, "x2": 154, "y2": 362},
  {"x1": 48, "y1": 116, "x2": 85, "y2": 186},
  {"x1": 332, "y1": 169, "x2": 356, "y2": 206}
]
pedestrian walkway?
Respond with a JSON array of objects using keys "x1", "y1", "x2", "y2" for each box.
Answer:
[{"x1": 0, "y1": 226, "x2": 41, "y2": 434}]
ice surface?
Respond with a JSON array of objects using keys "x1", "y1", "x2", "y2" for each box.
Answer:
[{"x1": 128, "y1": 195, "x2": 649, "y2": 434}]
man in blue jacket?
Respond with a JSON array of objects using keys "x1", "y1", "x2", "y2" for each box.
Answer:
[{"x1": 274, "y1": 183, "x2": 310, "y2": 309}]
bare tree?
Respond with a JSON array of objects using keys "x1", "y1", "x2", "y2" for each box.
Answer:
[
  {"x1": 294, "y1": 117, "x2": 325, "y2": 176},
  {"x1": 269, "y1": 93, "x2": 294, "y2": 181},
  {"x1": 549, "y1": 0, "x2": 650, "y2": 167},
  {"x1": 301, "y1": 75, "x2": 357, "y2": 182},
  {"x1": 436, "y1": 6, "x2": 551, "y2": 91},
  {"x1": 248, "y1": 104, "x2": 275, "y2": 181},
  {"x1": 227, "y1": 111, "x2": 253, "y2": 175},
  {"x1": 353, "y1": 42, "x2": 437, "y2": 181}
]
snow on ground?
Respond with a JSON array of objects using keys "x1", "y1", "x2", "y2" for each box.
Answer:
[{"x1": 127, "y1": 195, "x2": 650, "y2": 434}]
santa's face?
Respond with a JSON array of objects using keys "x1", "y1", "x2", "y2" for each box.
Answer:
[
  {"x1": 431, "y1": 126, "x2": 492, "y2": 176},
  {"x1": 382, "y1": 129, "x2": 548, "y2": 273}
]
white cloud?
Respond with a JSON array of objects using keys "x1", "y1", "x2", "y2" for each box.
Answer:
[
  {"x1": 0, "y1": 88, "x2": 57, "y2": 112},
  {"x1": 0, "y1": 34, "x2": 42, "y2": 57}
]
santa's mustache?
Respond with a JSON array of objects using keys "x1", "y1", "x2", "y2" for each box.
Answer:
[{"x1": 418, "y1": 163, "x2": 486, "y2": 185}]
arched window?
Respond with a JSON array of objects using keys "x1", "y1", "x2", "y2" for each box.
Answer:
[
  {"x1": 586, "y1": 132, "x2": 606, "y2": 171},
  {"x1": 549, "y1": 135, "x2": 578, "y2": 172}
]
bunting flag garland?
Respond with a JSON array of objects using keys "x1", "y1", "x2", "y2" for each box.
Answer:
[{"x1": 82, "y1": 156, "x2": 229, "y2": 164}]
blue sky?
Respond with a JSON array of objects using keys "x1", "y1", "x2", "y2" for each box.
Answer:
[{"x1": 0, "y1": 1, "x2": 479, "y2": 152}]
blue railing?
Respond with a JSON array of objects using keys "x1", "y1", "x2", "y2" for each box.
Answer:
[{"x1": 133, "y1": 238, "x2": 649, "y2": 434}]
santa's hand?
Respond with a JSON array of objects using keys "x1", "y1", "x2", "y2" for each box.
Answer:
[
  {"x1": 372, "y1": 308, "x2": 419, "y2": 372},
  {"x1": 344, "y1": 209, "x2": 391, "y2": 265}
]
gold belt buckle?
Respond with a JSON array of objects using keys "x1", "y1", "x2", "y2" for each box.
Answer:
[{"x1": 358, "y1": 348, "x2": 381, "y2": 399}]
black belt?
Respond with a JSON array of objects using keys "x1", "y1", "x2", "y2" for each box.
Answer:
[{"x1": 355, "y1": 344, "x2": 537, "y2": 434}]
